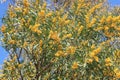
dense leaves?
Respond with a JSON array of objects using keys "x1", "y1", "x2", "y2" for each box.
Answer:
[{"x1": 0, "y1": 0, "x2": 120, "y2": 79}]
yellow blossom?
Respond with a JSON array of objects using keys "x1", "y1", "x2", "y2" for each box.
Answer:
[
  {"x1": 36, "y1": 30, "x2": 42, "y2": 35},
  {"x1": 46, "y1": 12, "x2": 52, "y2": 17},
  {"x1": 89, "y1": 47, "x2": 101, "y2": 62},
  {"x1": 52, "y1": 18, "x2": 57, "y2": 23},
  {"x1": 105, "y1": 63, "x2": 112, "y2": 67},
  {"x1": 23, "y1": 42, "x2": 28, "y2": 47},
  {"x1": 62, "y1": 34, "x2": 72, "y2": 40},
  {"x1": 49, "y1": 31, "x2": 60, "y2": 43},
  {"x1": 86, "y1": 3, "x2": 102, "y2": 26},
  {"x1": 18, "y1": 64, "x2": 23, "y2": 68},
  {"x1": 75, "y1": 4, "x2": 82, "y2": 14},
  {"x1": 116, "y1": 72, "x2": 120, "y2": 78},
  {"x1": 100, "y1": 16, "x2": 106, "y2": 23},
  {"x1": 26, "y1": 18, "x2": 31, "y2": 26},
  {"x1": 88, "y1": 18, "x2": 96, "y2": 28},
  {"x1": 71, "y1": 62, "x2": 79, "y2": 69},
  {"x1": 34, "y1": 24, "x2": 40, "y2": 28},
  {"x1": 111, "y1": 23, "x2": 116, "y2": 28},
  {"x1": 42, "y1": 2, "x2": 47, "y2": 9},
  {"x1": 9, "y1": 11, "x2": 16, "y2": 18},
  {"x1": 1, "y1": 25, "x2": 6, "y2": 32},
  {"x1": 89, "y1": 3, "x2": 102, "y2": 15},
  {"x1": 63, "y1": 13, "x2": 68, "y2": 20},
  {"x1": 115, "y1": 27, "x2": 120, "y2": 31},
  {"x1": 55, "y1": 51, "x2": 64, "y2": 57},
  {"x1": 78, "y1": 26, "x2": 83, "y2": 34},
  {"x1": 39, "y1": 40, "x2": 43, "y2": 47},
  {"x1": 89, "y1": 52, "x2": 95, "y2": 57},
  {"x1": 105, "y1": 57, "x2": 111, "y2": 63},
  {"x1": 114, "y1": 68, "x2": 120, "y2": 78},
  {"x1": 93, "y1": 47, "x2": 101, "y2": 55},
  {"x1": 35, "y1": 0, "x2": 39, "y2": 5},
  {"x1": 93, "y1": 56, "x2": 99, "y2": 62},
  {"x1": 86, "y1": 58, "x2": 93, "y2": 63},
  {"x1": 104, "y1": 32, "x2": 114, "y2": 37},
  {"x1": 106, "y1": 16, "x2": 112, "y2": 23},
  {"x1": 74, "y1": 73, "x2": 77, "y2": 77},
  {"x1": 39, "y1": 47, "x2": 43, "y2": 53},
  {"x1": 23, "y1": 0, "x2": 29, "y2": 7},
  {"x1": 64, "y1": 20, "x2": 70, "y2": 25},
  {"x1": 85, "y1": 15, "x2": 89, "y2": 24},
  {"x1": 38, "y1": 10, "x2": 45, "y2": 17},
  {"x1": 114, "y1": 50, "x2": 120, "y2": 57},
  {"x1": 13, "y1": 55, "x2": 17, "y2": 61},
  {"x1": 58, "y1": 45, "x2": 62, "y2": 50},
  {"x1": 104, "y1": 26, "x2": 109, "y2": 31},
  {"x1": 8, "y1": 40, "x2": 16, "y2": 44},
  {"x1": 105, "y1": 57, "x2": 112, "y2": 66},
  {"x1": 94, "y1": 27, "x2": 103, "y2": 31},
  {"x1": 66, "y1": 34, "x2": 72, "y2": 38},
  {"x1": 30, "y1": 24, "x2": 41, "y2": 34},
  {"x1": 66, "y1": 46, "x2": 76, "y2": 55},
  {"x1": 82, "y1": 40, "x2": 88, "y2": 46},
  {"x1": 14, "y1": 7, "x2": 22, "y2": 11},
  {"x1": 21, "y1": 18, "x2": 26, "y2": 24},
  {"x1": 23, "y1": 8, "x2": 28, "y2": 15},
  {"x1": 91, "y1": 44, "x2": 95, "y2": 49},
  {"x1": 63, "y1": 53, "x2": 68, "y2": 57}
]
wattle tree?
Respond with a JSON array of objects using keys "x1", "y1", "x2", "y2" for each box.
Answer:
[{"x1": 0, "y1": 0, "x2": 120, "y2": 79}]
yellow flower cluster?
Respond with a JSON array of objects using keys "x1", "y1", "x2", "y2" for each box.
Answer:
[
  {"x1": 55, "y1": 51, "x2": 64, "y2": 57},
  {"x1": 91, "y1": 44, "x2": 95, "y2": 49},
  {"x1": 46, "y1": 12, "x2": 53, "y2": 17},
  {"x1": 105, "y1": 57, "x2": 112, "y2": 66},
  {"x1": 114, "y1": 68, "x2": 120, "y2": 78},
  {"x1": 78, "y1": 25, "x2": 84, "y2": 35},
  {"x1": 23, "y1": 41, "x2": 28, "y2": 48},
  {"x1": 96, "y1": 15, "x2": 120, "y2": 37},
  {"x1": 23, "y1": 8, "x2": 29, "y2": 15},
  {"x1": 86, "y1": 3, "x2": 102, "y2": 28},
  {"x1": 71, "y1": 62, "x2": 79, "y2": 69},
  {"x1": 89, "y1": 47, "x2": 101, "y2": 62},
  {"x1": 23, "y1": 0, "x2": 29, "y2": 7},
  {"x1": 62, "y1": 33, "x2": 72, "y2": 40},
  {"x1": 8, "y1": 40, "x2": 16, "y2": 44},
  {"x1": 38, "y1": 10, "x2": 45, "y2": 17},
  {"x1": 1, "y1": 25, "x2": 6, "y2": 33},
  {"x1": 89, "y1": 3, "x2": 103, "y2": 14},
  {"x1": 29, "y1": 24, "x2": 41, "y2": 34},
  {"x1": 56, "y1": 13, "x2": 71, "y2": 26},
  {"x1": 49, "y1": 31, "x2": 60, "y2": 43},
  {"x1": 86, "y1": 58, "x2": 93, "y2": 63},
  {"x1": 14, "y1": 7, "x2": 22, "y2": 11},
  {"x1": 42, "y1": 2, "x2": 47, "y2": 9},
  {"x1": 39, "y1": 40, "x2": 43, "y2": 47},
  {"x1": 9, "y1": 10, "x2": 16, "y2": 18},
  {"x1": 66, "y1": 46, "x2": 76, "y2": 55}
]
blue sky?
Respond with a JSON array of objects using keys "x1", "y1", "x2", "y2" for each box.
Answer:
[
  {"x1": 0, "y1": 0, "x2": 120, "y2": 65},
  {"x1": 109, "y1": 0, "x2": 120, "y2": 6},
  {"x1": 0, "y1": 0, "x2": 10, "y2": 65}
]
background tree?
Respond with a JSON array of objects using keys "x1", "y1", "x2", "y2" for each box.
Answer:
[{"x1": 0, "y1": 0, "x2": 120, "y2": 79}]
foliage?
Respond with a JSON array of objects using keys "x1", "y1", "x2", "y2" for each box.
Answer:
[
  {"x1": 0, "y1": 0, "x2": 120, "y2": 79},
  {"x1": 111, "y1": 6, "x2": 120, "y2": 16}
]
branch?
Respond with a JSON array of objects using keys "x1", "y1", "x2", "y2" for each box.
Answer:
[{"x1": 15, "y1": 48, "x2": 24, "y2": 80}]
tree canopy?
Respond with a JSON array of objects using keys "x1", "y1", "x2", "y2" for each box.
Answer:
[{"x1": 0, "y1": 0, "x2": 120, "y2": 79}]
